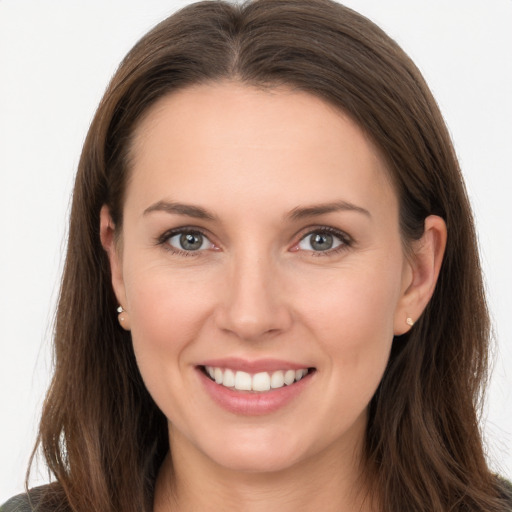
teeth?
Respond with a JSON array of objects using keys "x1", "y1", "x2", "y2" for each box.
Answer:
[
  {"x1": 295, "y1": 369, "x2": 306, "y2": 381},
  {"x1": 235, "y1": 371, "x2": 252, "y2": 391},
  {"x1": 252, "y1": 372, "x2": 271, "y2": 392},
  {"x1": 270, "y1": 371, "x2": 284, "y2": 389},
  {"x1": 223, "y1": 368, "x2": 235, "y2": 387},
  {"x1": 284, "y1": 369, "x2": 296, "y2": 385},
  {"x1": 204, "y1": 366, "x2": 309, "y2": 392}
]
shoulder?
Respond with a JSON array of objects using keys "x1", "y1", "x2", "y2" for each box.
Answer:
[
  {"x1": 1, "y1": 493, "x2": 35, "y2": 512},
  {"x1": 498, "y1": 476, "x2": 512, "y2": 507},
  {"x1": 0, "y1": 486, "x2": 59, "y2": 512}
]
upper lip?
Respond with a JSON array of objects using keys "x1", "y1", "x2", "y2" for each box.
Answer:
[{"x1": 198, "y1": 357, "x2": 313, "y2": 373}]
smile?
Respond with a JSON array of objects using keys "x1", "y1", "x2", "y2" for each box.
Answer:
[
  {"x1": 198, "y1": 361, "x2": 316, "y2": 415},
  {"x1": 204, "y1": 366, "x2": 310, "y2": 392}
]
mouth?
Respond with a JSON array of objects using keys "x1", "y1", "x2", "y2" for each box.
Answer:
[
  {"x1": 200, "y1": 365, "x2": 316, "y2": 393},
  {"x1": 197, "y1": 360, "x2": 316, "y2": 415}
]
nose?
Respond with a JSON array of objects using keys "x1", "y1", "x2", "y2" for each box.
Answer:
[{"x1": 214, "y1": 250, "x2": 293, "y2": 341}]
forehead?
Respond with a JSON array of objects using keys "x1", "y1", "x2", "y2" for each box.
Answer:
[{"x1": 126, "y1": 82, "x2": 397, "y2": 220}]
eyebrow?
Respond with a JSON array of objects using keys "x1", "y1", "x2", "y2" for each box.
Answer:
[
  {"x1": 287, "y1": 201, "x2": 371, "y2": 220},
  {"x1": 143, "y1": 199, "x2": 371, "y2": 222},
  {"x1": 143, "y1": 200, "x2": 217, "y2": 220}
]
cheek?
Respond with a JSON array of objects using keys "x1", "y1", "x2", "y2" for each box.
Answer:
[
  {"x1": 124, "y1": 267, "x2": 215, "y2": 392},
  {"x1": 126, "y1": 258, "x2": 214, "y2": 336},
  {"x1": 298, "y1": 261, "x2": 402, "y2": 394},
  {"x1": 301, "y1": 261, "x2": 402, "y2": 341}
]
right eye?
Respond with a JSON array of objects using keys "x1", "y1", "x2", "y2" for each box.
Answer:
[{"x1": 166, "y1": 230, "x2": 213, "y2": 252}]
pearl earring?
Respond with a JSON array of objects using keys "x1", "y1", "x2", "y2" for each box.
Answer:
[
  {"x1": 117, "y1": 305, "x2": 126, "y2": 324},
  {"x1": 406, "y1": 317, "x2": 414, "y2": 327}
]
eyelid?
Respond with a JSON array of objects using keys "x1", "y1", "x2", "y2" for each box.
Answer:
[
  {"x1": 290, "y1": 225, "x2": 353, "y2": 254},
  {"x1": 155, "y1": 224, "x2": 353, "y2": 256},
  {"x1": 156, "y1": 226, "x2": 218, "y2": 255}
]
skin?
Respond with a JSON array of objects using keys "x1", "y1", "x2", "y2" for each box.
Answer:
[{"x1": 100, "y1": 82, "x2": 446, "y2": 511}]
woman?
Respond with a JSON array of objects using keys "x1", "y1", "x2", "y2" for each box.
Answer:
[{"x1": 1, "y1": 0, "x2": 511, "y2": 510}]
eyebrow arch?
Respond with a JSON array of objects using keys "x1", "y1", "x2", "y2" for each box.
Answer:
[
  {"x1": 287, "y1": 201, "x2": 371, "y2": 220},
  {"x1": 143, "y1": 199, "x2": 369, "y2": 221},
  {"x1": 143, "y1": 200, "x2": 217, "y2": 221}
]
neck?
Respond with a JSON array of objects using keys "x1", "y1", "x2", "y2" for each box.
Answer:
[{"x1": 154, "y1": 427, "x2": 376, "y2": 512}]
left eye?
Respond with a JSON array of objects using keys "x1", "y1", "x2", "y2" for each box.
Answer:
[
  {"x1": 167, "y1": 231, "x2": 212, "y2": 251},
  {"x1": 297, "y1": 231, "x2": 345, "y2": 252}
]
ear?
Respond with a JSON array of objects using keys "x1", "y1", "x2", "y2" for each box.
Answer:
[
  {"x1": 100, "y1": 205, "x2": 131, "y2": 330},
  {"x1": 394, "y1": 215, "x2": 447, "y2": 335}
]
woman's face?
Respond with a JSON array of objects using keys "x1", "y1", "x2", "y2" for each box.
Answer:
[{"x1": 106, "y1": 83, "x2": 416, "y2": 474}]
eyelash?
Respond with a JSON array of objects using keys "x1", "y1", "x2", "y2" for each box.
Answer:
[
  {"x1": 156, "y1": 227, "x2": 215, "y2": 257},
  {"x1": 156, "y1": 226, "x2": 353, "y2": 257},
  {"x1": 295, "y1": 226, "x2": 353, "y2": 257}
]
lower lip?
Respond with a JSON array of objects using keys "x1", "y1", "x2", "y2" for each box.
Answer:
[{"x1": 197, "y1": 368, "x2": 314, "y2": 416}]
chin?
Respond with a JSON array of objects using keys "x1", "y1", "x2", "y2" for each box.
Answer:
[
  {"x1": 177, "y1": 422, "x2": 311, "y2": 474},
  {"x1": 208, "y1": 443, "x2": 307, "y2": 474}
]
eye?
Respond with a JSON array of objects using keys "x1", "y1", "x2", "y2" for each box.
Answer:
[
  {"x1": 166, "y1": 230, "x2": 213, "y2": 252},
  {"x1": 296, "y1": 229, "x2": 348, "y2": 253}
]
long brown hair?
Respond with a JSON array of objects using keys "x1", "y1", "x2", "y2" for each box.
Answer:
[{"x1": 30, "y1": 1, "x2": 509, "y2": 510}]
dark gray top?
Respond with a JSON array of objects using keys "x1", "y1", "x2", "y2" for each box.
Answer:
[
  {"x1": 1, "y1": 493, "x2": 36, "y2": 512},
  {"x1": 2, "y1": 479, "x2": 512, "y2": 511},
  {"x1": 0, "y1": 487, "x2": 47, "y2": 512}
]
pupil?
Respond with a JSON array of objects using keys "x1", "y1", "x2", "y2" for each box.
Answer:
[
  {"x1": 311, "y1": 233, "x2": 333, "y2": 251},
  {"x1": 180, "y1": 233, "x2": 203, "y2": 250}
]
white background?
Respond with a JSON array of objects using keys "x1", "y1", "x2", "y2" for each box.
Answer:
[{"x1": 0, "y1": 0, "x2": 511, "y2": 502}]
